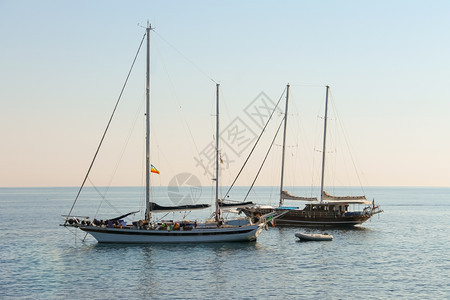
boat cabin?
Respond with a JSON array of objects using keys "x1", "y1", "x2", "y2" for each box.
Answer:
[{"x1": 304, "y1": 203, "x2": 349, "y2": 213}]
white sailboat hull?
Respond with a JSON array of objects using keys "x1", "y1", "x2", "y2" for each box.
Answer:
[{"x1": 80, "y1": 224, "x2": 265, "y2": 243}]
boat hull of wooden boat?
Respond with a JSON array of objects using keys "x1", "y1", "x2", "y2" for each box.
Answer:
[
  {"x1": 295, "y1": 232, "x2": 333, "y2": 241},
  {"x1": 240, "y1": 206, "x2": 376, "y2": 227},
  {"x1": 79, "y1": 224, "x2": 265, "y2": 243},
  {"x1": 274, "y1": 209, "x2": 371, "y2": 226}
]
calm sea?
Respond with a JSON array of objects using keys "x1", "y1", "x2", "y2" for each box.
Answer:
[{"x1": 1, "y1": 186, "x2": 449, "y2": 299}]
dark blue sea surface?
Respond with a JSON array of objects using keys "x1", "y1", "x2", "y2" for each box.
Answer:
[{"x1": 1, "y1": 186, "x2": 449, "y2": 299}]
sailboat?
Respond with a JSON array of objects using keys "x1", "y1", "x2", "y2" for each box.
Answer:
[
  {"x1": 62, "y1": 23, "x2": 270, "y2": 243},
  {"x1": 240, "y1": 85, "x2": 383, "y2": 226}
]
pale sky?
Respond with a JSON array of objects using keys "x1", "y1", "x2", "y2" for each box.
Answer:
[{"x1": 1, "y1": 0, "x2": 449, "y2": 188}]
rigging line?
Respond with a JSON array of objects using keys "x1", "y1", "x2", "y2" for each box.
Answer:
[
  {"x1": 311, "y1": 93, "x2": 326, "y2": 194},
  {"x1": 106, "y1": 95, "x2": 146, "y2": 189},
  {"x1": 81, "y1": 232, "x2": 89, "y2": 242},
  {"x1": 219, "y1": 88, "x2": 233, "y2": 127},
  {"x1": 223, "y1": 87, "x2": 287, "y2": 199},
  {"x1": 330, "y1": 93, "x2": 366, "y2": 194},
  {"x1": 243, "y1": 116, "x2": 285, "y2": 202},
  {"x1": 88, "y1": 178, "x2": 122, "y2": 221},
  {"x1": 291, "y1": 93, "x2": 309, "y2": 191},
  {"x1": 289, "y1": 84, "x2": 327, "y2": 88},
  {"x1": 64, "y1": 226, "x2": 88, "y2": 243},
  {"x1": 66, "y1": 32, "x2": 147, "y2": 219},
  {"x1": 152, "y1": 30, "x2": 218, "y2": 85},
  {"x1": 152, "y1": 38, "x2": 203, "y2": 159}
]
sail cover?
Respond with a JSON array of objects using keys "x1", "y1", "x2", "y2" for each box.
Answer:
[
  {"x1": 322, "y1": 191, "x2": 370, "y2": 204},
  {"x1": 106, "y1": 210, "x2": 140, "y2": 222},
  {"x1": 281, "y1": 190, "x2": 317, "y2": 201},
  {"x1": 219, "y1": 200, "x2": 254, "y2": 208},
  {"x1": 150, "y1": 202, "x2": 211, "y2": 213}
]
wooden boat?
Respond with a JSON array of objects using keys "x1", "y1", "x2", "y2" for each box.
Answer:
[
  {"x1": 241, "y1": 200, "x2": 379, "y2": 226},
  {"x1": 295, "y1": 232, "x2": 333, "y2": 241},
  {"x1": 239, "y1": 85, "x2": 383, "y2": 226}
]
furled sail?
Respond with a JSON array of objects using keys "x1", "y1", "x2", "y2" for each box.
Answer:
[
  {"x1": 322, "y1": 191, "x2": 370, "y2": 204},
  {"x1": 281, "y1": 190, "x2": 317, "y2": 201},
  {"x1": 106, "y1": 211, "x2": 140, "y2": 222},
  {"x1": 219, "y1": 200, "x2": 254, "y2": 208},
  {"x1": 150, "y1": 202, "x2": 210, "y2": 213}
]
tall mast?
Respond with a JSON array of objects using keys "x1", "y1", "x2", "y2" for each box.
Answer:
[
  {"x1": 145, "y1": 23, "x2": 152, "y2": 221},
  {"x1": 320, "y1": 85, "x2": 330, "y2": 203},
  {"x1": 215, "y1": 83, "x2": 220, "y2": 223},
  {"x1": 279, "y1": 84, "x2": 290, "y2": 207}
]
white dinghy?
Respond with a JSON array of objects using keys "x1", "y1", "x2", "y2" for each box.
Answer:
[{"x1": 295, "y1": 232, "x2": 333, "y2": 241}]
